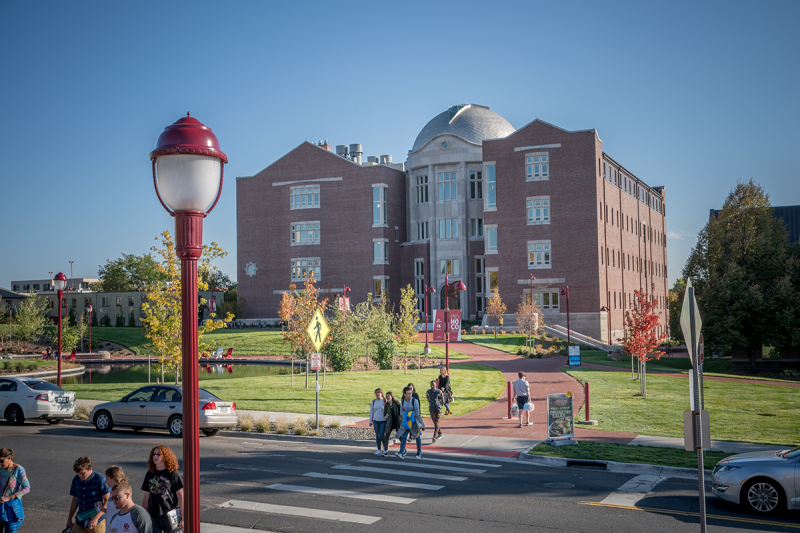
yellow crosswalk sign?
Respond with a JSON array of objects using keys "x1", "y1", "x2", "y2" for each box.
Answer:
[{"x1": 306, "y1": 309, "x2": 329, "y2": 352}]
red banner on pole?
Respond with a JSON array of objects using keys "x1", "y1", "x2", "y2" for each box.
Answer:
[
  {"x1": 433, "y1": 310, "x2": 445, "y2": 341},
  {"x1": 433, "y1": 309, "x2": 461, "y2": 341}
]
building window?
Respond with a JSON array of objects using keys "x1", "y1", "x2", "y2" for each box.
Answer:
[
  {"x1": 486, "y1": 227, "x2": 498, "y2": 253},
  {"x1": 470, "y1": 218, "x2": 484, "y2": 237},
  {"x1": 527, "y1": 197, "x2": 550, "y2": 224},
  {"x1": 486, "y1": 165, "x2": 496, "y2": 209},
  {"x1": 395, "y1": 226, "x2": 399, "y2": 242},
  {"x1": 116, "y1": 296, "x2": 122, "y2": 306},
  {"x1": 291, "y1": 222, "x2": 320, "y2": 245},
  {"x1": 373, "y1": 239, "x2": 389, "y2": 264},
  {"x1": 62, "y1": 298, "x2": 67, "y2": 308},
  {"x1": 101, "y1": 297, "x2": 109, "y2": 307},
  {"x1": 439, "y1": 259, "x2": 460, "y2": 276},
  {"x1": 526, "y1": 154, "x2": 549, "y2": 180},
  {"x1": 437, "y1": 172, "x2": 457, "y2": 201},
  {"x1": 488, "y1": 270, "x2": 499, "y2": 292},
  {"x1": 415, "y1": 175, "x2": 428, "y2": 204},
  {"x1": 373, "y1": 278, "x2": 388, "y2": 301},
  {"x1": 291, "y1": 258, "x2": 321, "y2": 281},
  {"x1": 128, "y1": 296, "x2": 134, "y2": 306},
  {"x1": 416, "y1": 221, "x2": 429, "y2": 240},
  {"x1": 438, "y1": 218, "x2": 458, "y2": 239},
  {"x1": 70, "y1": 298, "x2": 76, "y2": 308},
  {"x1": 533, "y1": 291, "x2": 559, "y2": 311},
  {"x1": 47, "y1": 299, "x2": 54, "y2": 309},
  {"x1": 290, "y1": 186, "x2": 320, "y2": 209},
  {"x1": 84, "y1": 298, "x2": 91, "y2": 307},
  {"x1": 44, "y1": 283, "x2": 50, "y2": 291},
  {"x1": 528, "y1": 240, "x2": 551, "y2": 268},
  {"x1": 469, "y1": 171, "x2": 482, "y2": 199},
  {"x1": 414, "y1": 259, "x2": 425, "y2": 312},
  {"x1": 475, "y1": 257, "x2": 485, "y2": 316},
  {"x1": 33, "y1": 284, "x2": 40, "y2": 291},
  {"x1": 12, "y1": 285, "x2": 19, "y2": 292},
  {"x1": 372, "y1": 185, "x2": 387, "y2": 226},
  {"x1": 23, "y1": 284, "x2": 30, "y2": 291}
]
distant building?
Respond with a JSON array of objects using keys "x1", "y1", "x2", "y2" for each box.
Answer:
[
  {"x1": 710, "y1": 205, "x2": 800, "y2": 245},
  {"x1": 10, "y1": 277, "x2": 99, "y2": 293},
  {"x1": 237, "y1": 105, "x2": 670, "y2": 343}
]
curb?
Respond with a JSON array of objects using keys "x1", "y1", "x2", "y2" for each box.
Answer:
[{"x1": 519, "y1": 453, "x2": 712, "y2": 478}]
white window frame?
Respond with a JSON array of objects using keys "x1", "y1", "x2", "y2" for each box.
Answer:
[
  {"x1": 484, "y1": 163, "x2": 496, "y2": 211},
  {"x1": 469, "y1": 171, "x2": 483, "y2": 199},
  {"x1": 528, "y1": 240, "x2": 551, "y2": 269},
  {"x1": 291, "y1": 257, "x2": 321, "y2": 281},
  {"x1": 470, "y1": 217, "x2": 483, "y2": 237},
  {"x1": 416, "y1": 221, "x2": 429, "y2": 241},
  {"x1": 373, "y1": 238, "x2": 389, "y2": 265},
  {"x1": 439, "y1": 259, "x2": 460, "y2": 276},
  {"x1": 290, "y1": 221, "x2": 320, "y2": 245},
  {"x1": 290, "y1": 185, "x2": 320, "y2": 210},
  {"x1": 373, "y1": 276, "x2": 389, "y2": 302},
  {"x1": 526, "y1": 196, "x2": 550, "y2": 225},
  {"x1": 437, "y1": 171, "x2": 458, "y2": 202},
  {"x1": 525, "y1": 152, "x2": 549, "y2": 181},
  {"x1": 485, "y1": 225, "x2": 498, "y2": 254},
  {"x1": 372, "y1": 184, "x2": 388, "y2": 227},
  {"x1": 438, "y1": 218, "x2": 458, "y2": 239},
  {"x1": 486, "y1": 267, "x2": 499, "y2": 292}
]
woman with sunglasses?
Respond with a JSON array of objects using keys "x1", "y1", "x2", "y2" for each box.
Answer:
[{"x1": 141, "y1": 446, "x2": 183, "y2": 532}]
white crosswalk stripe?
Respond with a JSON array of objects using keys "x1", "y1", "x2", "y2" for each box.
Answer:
[
  {"x1": 265, "y1": 483, "x2": 416, "y2": 504},
  {"x1": 218, "y1": 499, "x2": 381, "y2": 524},
  {"x1": 600, "y1": 475, "x2": 669, "y2": 507},
  {"x1": 332, "y1": 464, "x2": 469, "y2": 481},
  {"x1": 359, "y1": 458, "x2": 486, "y2": 473},
  {"x1": 201, "y1": 524, "x2": 278, "y2": 533},
  {"x1": 303, "y1": 472, "x2": 444, "y2": 490},
  {"x1": 416, "y1": 456, "x2": 502, "y2": 467}
]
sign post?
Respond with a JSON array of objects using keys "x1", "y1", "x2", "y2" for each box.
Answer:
[
  {"x1": 680, "y1": 278, "x2": 707, "y2": 532},
  {"x1": 306, "y1": 310, "x2": 330, "y2": 431}
]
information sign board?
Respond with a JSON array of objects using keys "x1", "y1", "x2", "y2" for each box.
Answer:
[
  {"x1": 546, "y1": 393, "x2": 575, "y2": 439},
  {"x1": 310, "y1": 353, "x2": 322, "y2": 370},
  {"x1": 568, "y1": 345, "x2": 581, "y2": 366}
]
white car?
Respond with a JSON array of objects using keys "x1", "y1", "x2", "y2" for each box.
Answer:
[{"x1": 0, "y1": 377, "x2": 76, "y2": 425}]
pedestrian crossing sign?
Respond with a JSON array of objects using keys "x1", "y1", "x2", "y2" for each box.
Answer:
[{"x1": 306, "y1": 309, "x2": 330, "y2": 352}]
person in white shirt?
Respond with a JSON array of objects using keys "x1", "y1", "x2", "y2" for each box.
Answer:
[
  {"x1": 513, "y1": 371, "x2": 532, "y2": 428},
  {"x1": 108, "y1": 480, "x2": 153, "y2": 533}
]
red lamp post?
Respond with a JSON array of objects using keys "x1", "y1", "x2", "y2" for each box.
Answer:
[
  {"x1": 342, "y1": 285, "x2": 351, "y2": 311},
  {"x1": 151, "y1": 113, "x2": 227, "y2": 533},
  {"x1": 423, "y1": 284, "x2": 436, "y2": 354},
  {"x1": 87, "y1": 304, "x2": 93, "y2": 354},
  {"x1": 444, "y1": 275, "x2": 467, "y2": 372},
  {"x1": 560, "y1": 285, "x2": 570, "y2": 349},
  {"x1": 52, "y1": 272, "x2": 67, "y2": 387}
]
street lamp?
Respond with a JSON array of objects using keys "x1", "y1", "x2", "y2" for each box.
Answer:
[
  {"x1": 52, "y1": 272, "x2": 67, "y2": 387},
  {"x1": 87, "y1": 304, "x2": 93, "y2": 354},
  {"x1": 560, "y1": 285, "x2": 570, "y2": 350},
  {"x1": 444, "y1": 274, "x2": 467, "y2": 372},
  {"x1": 423, "y1": 285, "x2": 436, "y2": 354},
  {"x1": 151, "y1": 112, "x2": 227, "y2": 533}
]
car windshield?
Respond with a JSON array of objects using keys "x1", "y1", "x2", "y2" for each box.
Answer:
[
  {"x1": 199, "y1": 388, "x2": 221, "y2": 401},
  {"x1": 778, "y1": 446, "x2": 800, "y2": 459},
  {"x1": 23, "y1": 380, "x2": 63, "y2": 391}
]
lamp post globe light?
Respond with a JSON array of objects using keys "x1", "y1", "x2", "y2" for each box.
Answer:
[
  {"x1": 151, "y1": 113, "x2": 227, "y2": 533},
  {"x1": 444, "y1": 274, "x2": 467, "y2": 372},
  {"x1": 560, "y1": 285, "x2": 570, "y2": 350},
  {"x1": 423, "y1": 285, "x2": 436, "y2": 354},
  {"x1": 52, "y1": 272, "x2": 68, "y2": 387}
]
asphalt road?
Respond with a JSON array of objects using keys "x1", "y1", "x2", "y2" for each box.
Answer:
[{"x1": 2, "y1": 422, "x2": 797, "y2": 533}]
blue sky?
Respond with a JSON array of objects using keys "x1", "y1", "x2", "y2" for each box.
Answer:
[{"x1": 1, "y1": 0, "x2": 798, "y2": 290}]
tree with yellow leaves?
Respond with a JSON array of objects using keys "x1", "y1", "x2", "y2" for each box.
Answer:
[
  {"x1": 277, "y1": 272, "x2": 328, "y2": 387},
  {"x1": 486, "y1": 288, "x2": 507, "y2": 339},
  {"x1": 140, "y1": 231, "x2": 232, "y2": 380}
]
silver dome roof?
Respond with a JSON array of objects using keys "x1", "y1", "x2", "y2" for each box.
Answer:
[{"x1": 410, "y1": 104, "x2": 515, "y2": 153}]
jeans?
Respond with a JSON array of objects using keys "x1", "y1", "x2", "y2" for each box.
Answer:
[
  {"x1": 399, "y1": 431, "x2": 421, "y2": 455},
  {"x1": 372, "y1": 420, "x2": 386, "y2": 450},
  {"x1": 444, "y1": 401, "x2": 450, "y2": 412}
]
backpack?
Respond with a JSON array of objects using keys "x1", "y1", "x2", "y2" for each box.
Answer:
[
  {"x1": 402, "y1": 398, "x2": 419, "y2": 430},
  {"x1": 429, "y1": 389, "x2": 444, "y2": 412}
]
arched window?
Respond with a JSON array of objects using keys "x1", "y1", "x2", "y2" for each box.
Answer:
[{"x1": 439, "y1": 284, "x2": 462, "y2": 310}]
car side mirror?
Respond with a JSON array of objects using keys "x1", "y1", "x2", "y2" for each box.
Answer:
[{"x1": 120, "y1": 397, "x2": 128, "y2": 402}]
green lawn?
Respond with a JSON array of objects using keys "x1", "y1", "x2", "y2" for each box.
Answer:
[
  {"x1": 84, "y1": 327, "x2": 469, "y2": 360},
  {"x1": 528, "y1": 441, "x2": 733, "y2": 470},
  {"x1": 565, "y1": 368, "x2": 800, "y2": 446},
  {"x1": 0, "y1": 358, "x2": 72, "y2": 375},
  {"x1": 63, "y1": 362, "x2": 503, "y2": 417},
  {"x1": 577, "y1": 350, "x2": 733, "y2": 374}
]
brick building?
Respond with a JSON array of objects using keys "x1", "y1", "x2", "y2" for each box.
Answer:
[{"x1": 236, "y1": 105, "x2": 669, "y2": 343}]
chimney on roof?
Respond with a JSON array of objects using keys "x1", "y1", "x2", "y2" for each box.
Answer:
[{"x1": 319, "y1": 140, "x2": 331, "y2": 151}]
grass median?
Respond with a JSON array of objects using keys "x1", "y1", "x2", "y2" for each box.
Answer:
[
  {"x1": 63, "y1": 362, "x2": 503, "y2": 417},
  {"x1": 566, "y1": 368, "x2": 800, "y2": 446},
  {"x1": 528, "y1": 441, "x2": 733, "y2": 470}
]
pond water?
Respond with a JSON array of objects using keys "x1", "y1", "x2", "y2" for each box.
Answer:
[{"x1": 56, "y1": 363, "x2": 303, "y2": 385}]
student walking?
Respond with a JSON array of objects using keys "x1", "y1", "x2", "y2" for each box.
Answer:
[
  {"x1": 406, "y1": 383, "x2": 421, "y2": 405},
  {"x1": 103, "y1": 466, "x2": 126, "y2": 493},
  {"x1": 141, "y1": 446, "x2": 184, "y2": 532},
  {"x1": 382, "y1": 391, "x2": 401, "y2": 457},
  {"x1": 513, "y1": 371, "x2": 533, "y2": 427},
  {"x1": 395, "y1": 386, "x2": 424, "y2": 459},
  {"x1": 426, "y1": 380, "x2": 444, "y2": 443},
  {"x1": 65, "y1": 456, "x2": 111, "y2": 533},
  {"x1": 438, "y1": 367, "x2": 453, "y2": 415},
  {"x1": 369, "y1": 388, "x2": 387, "y2": 455},
  {"x1": 1, "y1": 449, "x2": 30, "y2": 533},
  {"x1": 107, "y1": 480, "x2": 153, "y2": 533}
]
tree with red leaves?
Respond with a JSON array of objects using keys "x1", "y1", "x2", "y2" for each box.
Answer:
[{"x1": 623, "y1": 283, "x2": 667, "y2": 397}]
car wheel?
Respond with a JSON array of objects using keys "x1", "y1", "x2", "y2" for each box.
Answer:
[
  {"x1": 744, "y1": 478, "x2": 785, "y2": 514},
  {"x1": 47, "y1": 418, "x2": 63, "y2": 425},
  {"x1": 5, "y1": 405, "x2": 25, "y2": 425},
  {"x1": 168, "y1": 415, "x2": 183, "y2": 438},
  {"x1": 94, "y1": 411, "x2": 113, "y2": 432},
  {"x1": 202, "y1": 429, "x2": 220, "y2": 437}
]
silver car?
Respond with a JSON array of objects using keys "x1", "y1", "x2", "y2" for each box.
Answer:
[
  {"x1": 712, "y1": 446, "x2": 800, "y2": 514},
  {"x1": 0, "y1": 377, "x2": 76, "y2": 424},
  {"x1": 89, "y1": 385, "x2": 237, "y2": 438}
]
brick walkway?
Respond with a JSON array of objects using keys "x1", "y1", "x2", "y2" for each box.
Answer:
[{"x1": 354, "y1": 341, "x2": 638, "y2": 445}]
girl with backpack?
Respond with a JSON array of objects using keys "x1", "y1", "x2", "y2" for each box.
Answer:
[
  {"x1": 368, "y1": 388, "x2": 387, "y2": 455},
  {"x1": 382, "y1": 392, "x2": 401, "y2": 457},
  {"x1": 395, "y1": 386, "x2": 425, "y2": 459}
]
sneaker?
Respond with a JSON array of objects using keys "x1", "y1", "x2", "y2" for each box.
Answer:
[
  {"x1": 526, "y1": 422, "x2": 533, "y2": 426},
  {"x1": 415, "y1": 453, "x2": 422, "y2": 459},
  {"x1": 517, "y1": 423, "x2": 523, "y2": 428},
  {"x1": 394, "y1": 452, "x2": 405, "y2": 459},
  {"x1": 437, "y1": 433, "x2": 443, "y2": 439},
  {"x1": 374, "y1": 450, "x2": 382, "y2": 455},
  {"x1": 432, "y1": 437, "x2": 437, "y2": 444},
  {"x1": 382, "y1": 451, "x2": 388, "y2": 457}
]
